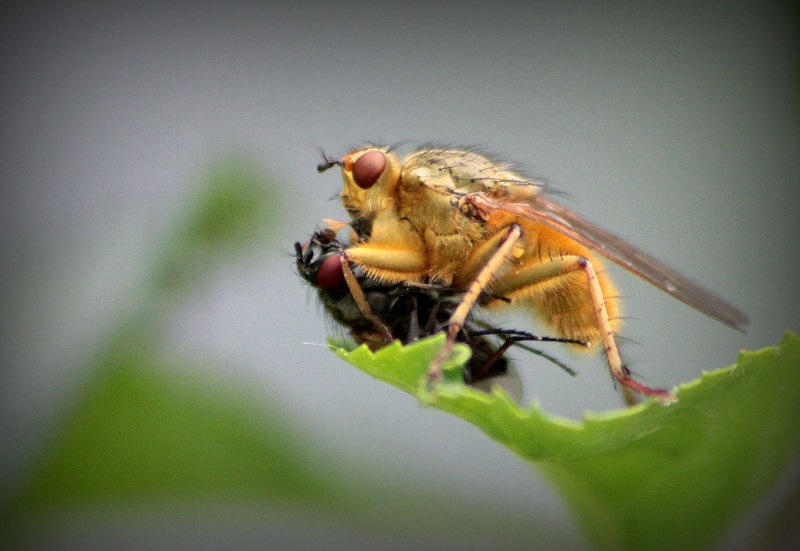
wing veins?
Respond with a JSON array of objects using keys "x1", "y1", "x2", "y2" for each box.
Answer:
[{"x1": 484, "y1": 196, "x2": 749, "y2": 331}]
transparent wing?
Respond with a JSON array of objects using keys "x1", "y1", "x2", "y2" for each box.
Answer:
[{"x1": 469, "y1": 193, "x2": 749, "y2": 331}]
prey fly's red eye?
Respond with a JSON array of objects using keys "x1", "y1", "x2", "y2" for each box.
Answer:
[{"x1": 316, "y1": 254, "x2": 345, "y2": 290}]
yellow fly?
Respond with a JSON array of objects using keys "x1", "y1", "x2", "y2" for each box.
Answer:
[{"x1": 318, "y1": 145, "x2": 748, "y2": 404}]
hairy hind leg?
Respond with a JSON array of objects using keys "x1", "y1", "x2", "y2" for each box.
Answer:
[{"x1": 491, "y1": 253, "x2": 675, "y2": 404}]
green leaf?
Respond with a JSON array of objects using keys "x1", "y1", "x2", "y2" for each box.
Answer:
[{"x1": 334, "y1": 331, "x2": 800, "y2": 551}]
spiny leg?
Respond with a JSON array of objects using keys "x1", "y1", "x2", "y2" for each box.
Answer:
[
  {"x1": 578, "y1": 258, "x2": 641, "y2": 407},
  {"x1": 339, "y1": 254, "x2": 394, "y2": 344},
  {"x1": 492, "y1": 253, "x2": 675, "y2": 405},
  {"x1": 428, "y1": 224, "x2": 523, "y2": 384}
]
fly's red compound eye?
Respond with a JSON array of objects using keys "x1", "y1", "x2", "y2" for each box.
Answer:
[
  {"x1": 352, "y1": 150, "x2": 386, "y2": 189},
  {"x1": 316, "y1": 254, "x2": 345, "y2": 290}
]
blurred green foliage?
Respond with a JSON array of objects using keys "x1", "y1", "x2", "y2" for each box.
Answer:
[
  {"x1": 3, "y1": 343, "x2": 336, "y2": 512},
  {"x1": 154, "y1": 155, "x2": 280, "y2": 295}
]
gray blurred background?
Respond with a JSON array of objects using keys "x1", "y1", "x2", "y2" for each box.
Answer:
[{"x1": 2, "y1": 1, "x2": 799, "y2": 549}]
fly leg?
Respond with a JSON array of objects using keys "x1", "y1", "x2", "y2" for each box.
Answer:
[
  {"x1": 339, "y1": 255, "x2": 394, "y2": 344},
  {"x1": 428, "y1": 224, "x2": 523, "y2": 384},
  {"x1": 490, "y1": 254, "x2": 676, "y2": 405}
]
